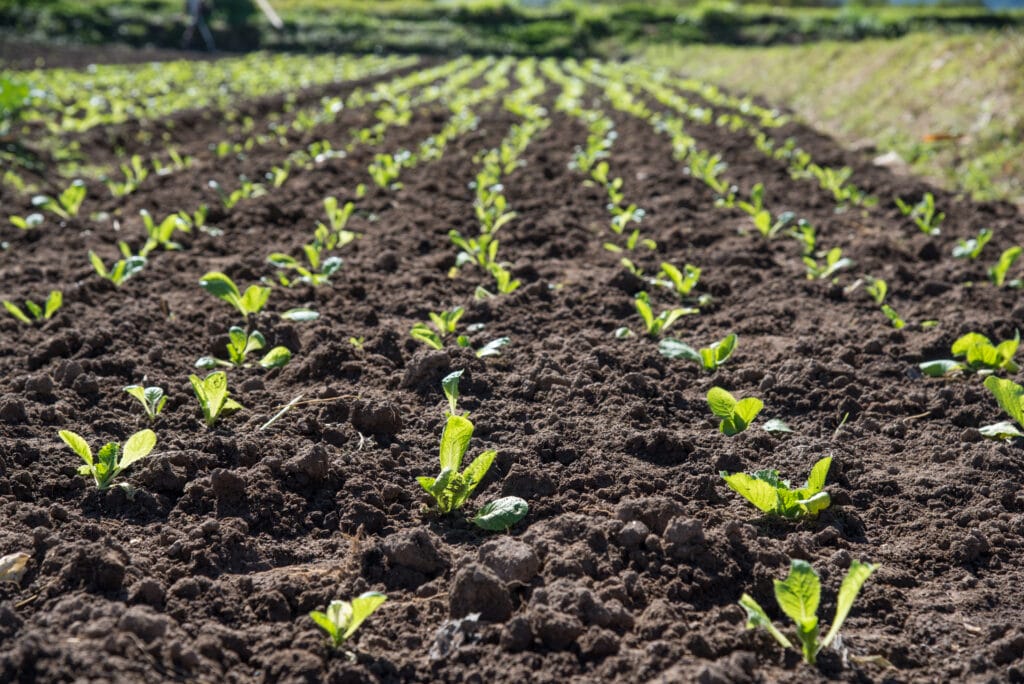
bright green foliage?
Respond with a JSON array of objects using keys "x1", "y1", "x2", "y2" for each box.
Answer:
[
  {"x1": 739, "y1": 559, "x2": 878, "y2": 665},
  {"x1": 139, "y1": 210, "x2": 188, "y2": 256},
  {"x1": 988, "y1": 246, "x2": 1022, "y2": 288},
  {"x1": 321, "y1": 196, "x2": 355, "y2": 233},
  {"x1": 881, "y1": 304, "x2": 905, "y2": 329},
  {"x1": 634, "y1": 291, "x2": 696, "y2": 337},
  {"x1": 417, "y1": 414, "x2": 496, "y2": 514},
  {"x1": 953, "y1": 228, "x2": 992, "y2": 259},
  {"x1": 473, "y1": 496, "x2": 529, "y2": 531},
  {"x1": 803, "y1": 247, "x2": 852, "y2": 280},
  {"x1": 124, "y1": 385, "x2": 167, "y2": 421},
  {"x1": 8, "y1": 213, "x2": 43, "y2": 230},
  {"x1": 189, "y1": 372, "x2": 243, "y2": 427},
  {"x1": 196, "y1": 327, "x2": 291, "y2": 369},
  {"x1": 89, "y1": 247, "x2": 146, "y2": 287},
  {"x1": 864, "y1": 278, "x2": 887, "y2": 305},
  {"x1": 487, "y1": 262, "x2": 521, "y2": 295},
  {"x1": 982, "y1": 375, "x2": 1024, "y2": 439},
  {"x1": 430, "y1": 307, "x2": 464, "y2": 334},
  {"x1": 58, "y1": 429, "x2": 156, "y2": 490},
  {"x1": 32, "y1": 180, "x2": 86, "y2": 220},
  {"x1": 659, "y1": 333, "x2": 737, "y2": 371},
  {"x1": 309, "y1": 593, "x2": 388, "y2": 648},
  {"x1": 707, "y1": 386, "x2": 763, "y2": 436},
  {"x1": 199, "y1": 272, "x2": 271, "y2": 317},
  {"x1": 753, "y1": 209, "x2": 795, "y2": 239},
  {"x1": 3, "y1": 290, "x2": 61, "y2": 324},
  {"x1": 442, "y1": 369, "x2": 463, "y2": 416},
  {"x1": 920, "y1": 331, "x2": 1020, "y2": 377},
  {"x1": 721, "y1": 456, "x2": 832, "y2": 518},
  {"x1": 0, "y1": 76, "x2": 31, "y2": 134},
  {"x1": 656, "y1": 262, "x2": 702, "y2": 299},
  {"x1": 894, "y1": 192, "x2": 943, "y2": 235}
]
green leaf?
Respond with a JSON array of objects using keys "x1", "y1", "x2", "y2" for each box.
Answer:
[
  {"x1": 822, "y1": 560, "x2": 878, "y2": 648},
  {"x1": 473, "y1": 496, "x2": 529, "y2": 531},
  {"x1": 738, "y1": 593, "x2": 793, "y2": 649},
  {"x1": 476, "y1": 337, "x2": 510, "y2": 358},
  {"x1": 984, "y1": 375, "x2": 1024, "y2": 428},
  {"x1": 280, "y1": 308, "x2": 320, "y2": 322},
  {"x1": 774, "y1": 559, "x2": 821, "y2": 663},
  {"x1": 721, "y1": 472, "x2": 780, "y2": 514},
  {"x1": 120, "y1": 429, "x2": 156, "y2": 468},
  {"x1": 706, "y1": 387, "x2": 737, "y2": 419},
  {"x1": 658, "y1": 338, "x2": 701, "y2": 362},
  {"x1": 24, "y1": 301, "x2": 41, "y2": 319},
  {"x1": 442, "y1": 369, "x2": 463, "y2": 414},
  {"x1": 240, "y1": 284, "x2": 271, "y2": 315},
  {"x1": 259, "y1": 346, "x2": 291, "y2": 368},
  {"x1": 3, "y1": 301, "x2": 30, "y2": 324},
  {"x1": 978, "y1": 421, "x2": 1024, "y2": 440},
  {"x1": 951, "y1": 332, "x2": 991, "y2": 357},
  {"x1": 734, "y1": 397, "x2": 764, "y2": 427},
  {"x1": 804, "y1": 457, "x2": 832, "y2": 494},
  {"x1": 342, "y1": 592, "x2": 387, "y2": 641},
  {"x1": 919, "y1": 360, "x2": 962, "y2": 377},
  {"x1": 411, "y1": 323, "x2": 443, "y2": 350},
  {"x1": 199, "y1": 271, "x2": 240, "y2": 300},
  {"x1": 439, "y1": 415, "x2": 474, "y2": 472},
  {"x1": 59, "y1": 430, "x2": 92, "y2": 465},
  {"x1": 309, "y1": 610, "x2": 339, "y2": 643},
  {"x1": 797, "y1": 491, "x2": 831, "y2": 516},
  {"x1": 459, "y1": 450, "x2": 496, "y2": 501},
  {"x1": 44, "y1": 291, "x2": 62, "y2": 319}
]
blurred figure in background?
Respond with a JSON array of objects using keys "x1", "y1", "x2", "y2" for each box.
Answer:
[
  {"x1": 182, "y1": 0, "x2": 215, "y2": 51},
  {"x1": 183, "y1": 0, "x2": 281, "y2": 51}
]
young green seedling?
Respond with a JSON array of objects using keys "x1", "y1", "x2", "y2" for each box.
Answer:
[
  {"x1": 803, "y1": 247, "x2": 853, "y2": 280},
  {"x1": 655, "y1": 262, "x2": 701, "y2": 299},
  {"x1": 58, "y1": 429, "x2": 156, "y2": 490},
  {"x1": 189, "y1": 371, "x2": 243, "y2": 427},
  {"x1": 199, "y1": 272, "x2": 271, "y2": 317},
  {"x1": 32, "y1": 180, "x2": 86, "y2": 219},
  {"x1": 634, "y1": 291, "x2": 696, "y2": 338},
  {"x1": 89, "y1": 248, "x2": 146, "y2": 287},
  {"x1": 721, "y1": 456, "x2": 831, "y2": 518},
  {"x1": 864, "y1": 278, "x2": 887, "y2": 305},
  {"x1": 920, "y1": 331, "x2": 1020, "y2": 377},
  {"x1": 195, "y1": 327, "x2": 291, "y2": 369},
  {"x1": 8, "y1": 213, "x2": 43, "y2": 230},
  {"x1": 139, "y1": 210, "x2": 188, "y2": 256},
  {"x1": 739, "y1": 558, "x2": 878, "y2": 666},
  {"x1": 417, "y1": 414, "x2": 496, "y2": 514},
  {"x1": 953, "y1": 228, "x2": 992, "y2": 260},
  {"x1": 894, "y1": 192, "x2": 943, "y2": 236},
  {"x1": 309, "y1": 593, "x2": 387, "y2": 649},
  {"x1": 3, "y1": 290, "x2": 61, "y2": 324},
  {"x1": 981, "y1": 375, "x2": 1024, "y2": 439},
  {"x1": 753, "y1": 210, "x2": 795, "y2": 239},
  {"x1": 411, "y1": 307, "x2": 466, "y2": 349},
  {"x1": 988, "y1": 246, "x2": 1022, "y2": 288},
  {"x1": 124, "y1": 385, "x2": 167, "y2": 421},
  {"x1": 881, "y1": 304, "x2": 905, "y2": 329},
  {"x1": 707, "y1": 386, "x2": 763, "y2": 436},
  {"x1": 659, "y1": 333, "x2": 737, "y2": 371}
]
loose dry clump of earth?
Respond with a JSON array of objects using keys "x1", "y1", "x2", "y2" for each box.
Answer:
[{"x1": 1, "y1": 49, "x2": 1024, "y2": 683}]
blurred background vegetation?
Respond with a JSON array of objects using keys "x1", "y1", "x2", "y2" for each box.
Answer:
[{"x1": 1, "y1": 0, "x2": 1022, "y2": 206}]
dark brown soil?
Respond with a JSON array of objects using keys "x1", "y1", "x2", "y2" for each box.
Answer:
[{"x1": 2, "y1": 48, "x2": 1024, "y2": 684}]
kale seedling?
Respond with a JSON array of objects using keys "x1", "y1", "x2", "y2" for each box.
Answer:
[
  {"x1": 659, "y1": 333, "x2": 737, "y2": 371},
  {"x1": 953, "y1": 228, "x2": 992, "y2": 260},
  {"x1": 753, "y1": 210, "x2": 795, "y2": 239},
  {"x1": 881, "y1": 304, "x2": 905, "y2": 329},
  {"x1": 894, "y1": 192, "x2": 943, "y2": 236},
  {"x1": 740, "y1": 558, "x2": 878, "y2": 665},
  {"x1": 981, "y1": 375, "x2": 1024, "y2": 439},
  {"x1": 195, "y1": 327, "x2": 291, "y2": 369},
  {"x1": 988, "y1": 246, "x2": 1022, "y2": 288},
  {"x1": 417, "y1": 414, "x2": 496, "y2": 514},
  {"x1": 309, "y1": 593, "x2": 387, "y2": 649},
  {"x1": 58, "y1": 429, "x2": 156, "y2": 490},
  {"x1": 139, "y1": 210, "x2": 188, "y2": 256},
  {"x1": 411, "y1": 307, "x2": 464, "y2": 349},
  {"x1": 655, "y1": 262, "x2": 701, "y2": 299},
  {"x1": 707, "y1": 386, "x2": 763, "y2": 436},
  {"x1": 864, "y1": 278, "x2": 887, "y2": 305},
  {"x1": 634, "y1": 291, "x2": 696, "y2": 338},
  {"x1": 920, "y1": 331, "x2": 1019, "y2": 377},
  {"x1": 90, "y1": 244, "x2": 146, "y2": 287},
  {"x1": 3, "y1": 290, "x2": 61, "y2": 324},
  {"x1": 199, "y1": 272, "x2": 271, "y2": 317},
  {"x1": 124, "y1": 385, "x2": 167, "y2": 421},
  {"x1": 189, "y1": 371, "x2": 243, "y2": 427},
  {"x1": 721, "y1": 456, "x2": 831, "y2": 518}
]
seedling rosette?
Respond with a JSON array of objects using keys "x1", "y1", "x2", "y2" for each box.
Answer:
[
  {"x1": 721, "y1": 456, "x2": 832, "y2": 518},
  {"x1": 309, "y1": 592, "x2": 387, "y2": 649},
  {"x1": 418, "y1": 414, "x2": 496, "y2": 514},
  {"x1": 58, "y1": 429, "x2": 157, "y2": 489}
]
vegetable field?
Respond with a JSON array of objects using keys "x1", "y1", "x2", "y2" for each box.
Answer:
[{"x1": 2, "y1": 50, "x2": 1024, "y2": 682}]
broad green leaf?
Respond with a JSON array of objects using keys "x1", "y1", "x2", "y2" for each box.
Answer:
[
  {"x1": 411, "y1": 323, "x2": 443, "y2": 350},
  {"x1": 120, "y1": 429, "x2": 156, "y2": 468},
  {"x1": 476, "y1": 337, "x2": 510, "y2": 358},
  {"x1": 124, "y1": 385, "x2": 146, "y2": 403},
  {"x1": 199, "y1": 271, "x2": 240, "y2": 300},
  {"x1": 774, "y1": 559, "x2": 821, "y2": 635},
  {"x1": 280, "y1": 308, "x2": 320, "y2": 322},
  {"x1": 58, "y1": 430, "x2": 92, "y2": 465},
  {"x1": 228, "y1": 326, "x2": 247, "y2": 351},
  {"x1": 439, "y1": 415, "x2": 474, "y2": 472},
  {"x1": 715, "y1": 334, "x2": 737, "y2": 363},
  {"x1": 707, "y1": 387, "x2": 737, "y2": 418},
  {"x1": 143, "y1": 387, "x2": 164, "y2": 409},
  {"x1": 460, "y1": 450, "x2": 496, "y2": 495},
  {"x1": 634, "y1": 293, "x2": 654, "y2": 331},
  {"x1": 805, "y1": 457, "x2": 832, "y2": 494},
  {"x1": 797, "y1": 491, "x2": 831, "y2": 516},
  {"x1": 822, "y1": 560, "x2": 878, "y2": 647},
  {"x1": 721, "y1": 472, "x2": 779, "y2": 514},
  {"x1": 978, "y1": 421, "x2": 1024, "y2": 440},
  {"x1": 738, "y1": 593, "x2": 793, "y2": 649},
  {"x1": 240, "y1": 285, "x2": 271, "y2": 315},
  {"x1": 442, "y1": 370, "x2": 463, "y2": 414},
  {"x1": 342, "y1": 592, "x2": 387, "y2": 641},
  {"x1": 734, "y1": 397, "x2": 764, "y2": 426},
  {"x1": 984, "y1": 376, "x2": 1024, "y2": 428},
  {"x1": 952, "y1": 332, "x2": 991, "y2": 357},
  {"x1": 24, "y1": 301, "x2": 41, "y2": 319},
  {"x1": 919, "y1": 360, "x2": 962, "y2": 377},
  {"x1": 658, "y1": 339, "x2": 701, "y2": 362},
  {"x1": 473, "y1": 496, "x2": 529, "y2": 531},
  {"x1": 3, "y1": 301, "x2": 30, "y2": 324},
  {"x1": 309, "y1": 610, "x2": 339, "y2": 642},
  {"x1": 259, "y1": 346, "x2": 292, "y2": 368}
]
